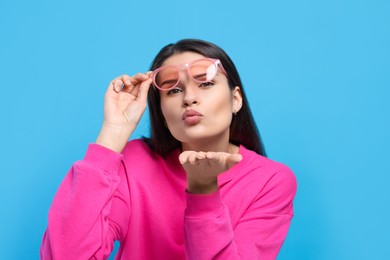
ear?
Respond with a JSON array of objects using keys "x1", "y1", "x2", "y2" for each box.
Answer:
[{"x1": 232, "y1": 86, "x2": 243, "y2": 114}]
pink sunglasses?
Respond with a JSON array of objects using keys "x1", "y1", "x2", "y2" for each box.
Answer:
[{"x1": 150, "y1": 58, "x2": 227, "y2": 91}]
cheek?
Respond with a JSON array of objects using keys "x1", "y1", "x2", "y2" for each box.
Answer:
[
  {"x1": 160, "y1": 98, "x2": 178, "y2": 125},
  {"x1": 206, "y1": 91, "x2": 233, "y2": 115}
]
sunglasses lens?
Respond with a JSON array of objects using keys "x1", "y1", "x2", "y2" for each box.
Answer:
[
  {"x1": 154, "y1": 59, "x2": 218, "y2": 90},
  {"x1": 155, "y1": 67, "x2": 179, "y2": 90},
  {"x1": 189, "y1": 60, "x2": 216, "y2": 82}
]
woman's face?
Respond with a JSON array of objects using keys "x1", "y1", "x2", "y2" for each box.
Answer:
[{"x1": 158, "y1": 52, "x2": 242, "y2": 148}]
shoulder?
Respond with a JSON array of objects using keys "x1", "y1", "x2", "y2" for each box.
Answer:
[
  {"x1": 120, "y1": 139, "x2": 159, "y2": 162},
  {"x1": 239, "y1": 146, "x2": 297, "y2": 195},
  {"x1": 240, "y1": 146, "x2": 297, "y2": 213},
  {"x1": 240, "y1": 146, "x2": 292, "y2": 173},
  {"x1": 122, "y1": 138, "x2": 151, "y2": 154},
  {"x1": 120, "y1": 139, "x2": 181, "y2": 170}
]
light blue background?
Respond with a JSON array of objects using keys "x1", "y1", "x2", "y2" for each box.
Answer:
[{"x1": 1, "y1": 0, "x2": 389, "y2": 259}]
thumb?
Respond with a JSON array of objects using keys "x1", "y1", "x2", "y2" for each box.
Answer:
[
  {"x1": 226, "y1": 154, "x2": 243, "y2": 169},
  {"x1": 136, "y1": 78, "x2": 152, "y2": 102}
]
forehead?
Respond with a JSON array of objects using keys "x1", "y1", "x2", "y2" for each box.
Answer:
[{"x1": 161, "y1": 52, "x2": 207, "y2": 67}]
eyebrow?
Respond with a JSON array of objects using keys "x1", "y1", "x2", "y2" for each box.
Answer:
[
  {"x1": 193, "y1": 73, "x2": 207, "y2": 80},
  {"x1": 159, "y1": 79, "x2": 178, "y2": 87}
]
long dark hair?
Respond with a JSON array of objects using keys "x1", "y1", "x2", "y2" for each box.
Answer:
[{"x1": 144, "y1": 39, "x2": 266, "y2": 156}]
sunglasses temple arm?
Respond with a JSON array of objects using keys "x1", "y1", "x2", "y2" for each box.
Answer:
[{"x1": 216, "y1": 60, "x2": 227, "y2": 76}]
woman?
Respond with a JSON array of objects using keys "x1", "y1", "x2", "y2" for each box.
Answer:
[{"x1": 41, "y1": 39, "x2": 297, "y2": 259}]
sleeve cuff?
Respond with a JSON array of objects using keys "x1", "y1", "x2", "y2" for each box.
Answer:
[
  {"x1": 83, "y1": 143, "x2": 124, "y2": 175},
  {"x1": 185, "y1": 189, "x2": 225, "y2": 218}
]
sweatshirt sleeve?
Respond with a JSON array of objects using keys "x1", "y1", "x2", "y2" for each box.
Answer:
[
  {"x1": 184, "y1": 166, "x2": 297, "y2": 260},
  {"x1": 40, "y1": 144, "x2": 131, "y2": 260}
]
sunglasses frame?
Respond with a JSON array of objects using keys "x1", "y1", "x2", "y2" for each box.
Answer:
[{"x1": 151, "y1": 58, "x2": 227, "y2": 91}]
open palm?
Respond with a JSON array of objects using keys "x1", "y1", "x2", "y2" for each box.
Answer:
[{"x1": 179, "y1": 151, "x2": 242, "y2": 194}]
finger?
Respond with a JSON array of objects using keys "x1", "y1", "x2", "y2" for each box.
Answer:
[
  {"x1": 145, "y1": 71, "x2": 153, "y2": 78},
  {"x1": 205, "y1": 152, "x2": 219, "y2": 161},
  {"x1": 179, "y1": 151, "x2": 191, "y2": 164},
  {"x1": 111, "y1": 79, "x2": 123, "y2": 93},
  {"x1": 204, "y1": 152, "x2": 225, "y2": 167},
  {"x1": 196, "y1": 151, "x2": 206, "y2": 160},
  {"x1": 136, "y1": 78, "x2": 152, "y2": 102},
  {"x1": 110, "y1": 75, "x2": 129, "y2": 90},
  {"x1": 118, "y1": 74, "x2": 132, "y2": 86},
  {"x1": 205, "y1": 152, "x2": 239, "y2": 167},
  {"x1": 188, "y1": 152, "x2": 198, "y2": 164},
  {"x1": 124, "y1": 73, "x2": 149, "y2": 88},
  {"x1": 121, "y1": 75, "x2": 151, "y2": 95},
  {"x1": 115, "y1": 73, "x2": 149, "y2": 89},
  {"x1": 132, "y1": 73, "x2": 150, "y2": 83},
  {"x1": 127, "y1": 78, "x2": 148, "y2": 98},
  {"x1": 110, "y1": 76, "x2": 131, "y2": 93},
  {"x1": 226, "y1": 154, "x2": 243, "y2": 168},
  {"x1": 122, "y1": 82, "x2": 136, "y2": 94}
]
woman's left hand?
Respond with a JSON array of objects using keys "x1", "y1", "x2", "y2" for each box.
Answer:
[{"x1": 179, "y1": 151, "x2": 242, "y2": 194}]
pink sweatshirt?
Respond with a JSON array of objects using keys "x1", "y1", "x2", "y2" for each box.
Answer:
[{"x1": 41, "y1": 139, "x2": 296, "y2": 259}]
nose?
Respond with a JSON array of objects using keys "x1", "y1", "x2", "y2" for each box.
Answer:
[
  {"x1": 182, "y1": 84, "x2": 199, "y2": 107},
  {"x1": 183, "y1": 98, "x2": 198, "y2": 107},
  {"x1": 179, "y1": 71, "x2": 199, "y2": 107}
]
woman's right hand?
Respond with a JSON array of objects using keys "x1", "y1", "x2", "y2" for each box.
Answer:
[{"x1": 96, "y1": 73, "x2": 152, "y2": 153}]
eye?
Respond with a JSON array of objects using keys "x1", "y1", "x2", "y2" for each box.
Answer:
[
  {"x1": 166, "y1": 87, "x2": 182, "y2": 95},
  {"x1": 199, "y1": 81, "x2": 215, "y2": 88}
]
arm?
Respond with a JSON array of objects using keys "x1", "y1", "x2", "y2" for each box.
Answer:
[
  {"x1": 184, "y1": 167, "x2": 297, "y2": 260},
  {"x1": 41, "y1": 74, "x2": 152, "y2": 259},
  {"x1": 40, "y1": 144, "x2": 129, "y2": 259}
]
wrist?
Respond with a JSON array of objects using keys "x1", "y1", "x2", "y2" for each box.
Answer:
[
  {"x1": 187, "y1": 180, "x2": 218, "y2": 194},
  {"x1": 96, "y1": 123, "x2": 132, "y2": 153}
]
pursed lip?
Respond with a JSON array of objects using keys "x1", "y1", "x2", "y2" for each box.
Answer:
[{"x1": 182, "y1": 109, "x2": 203, "y2": 120}]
